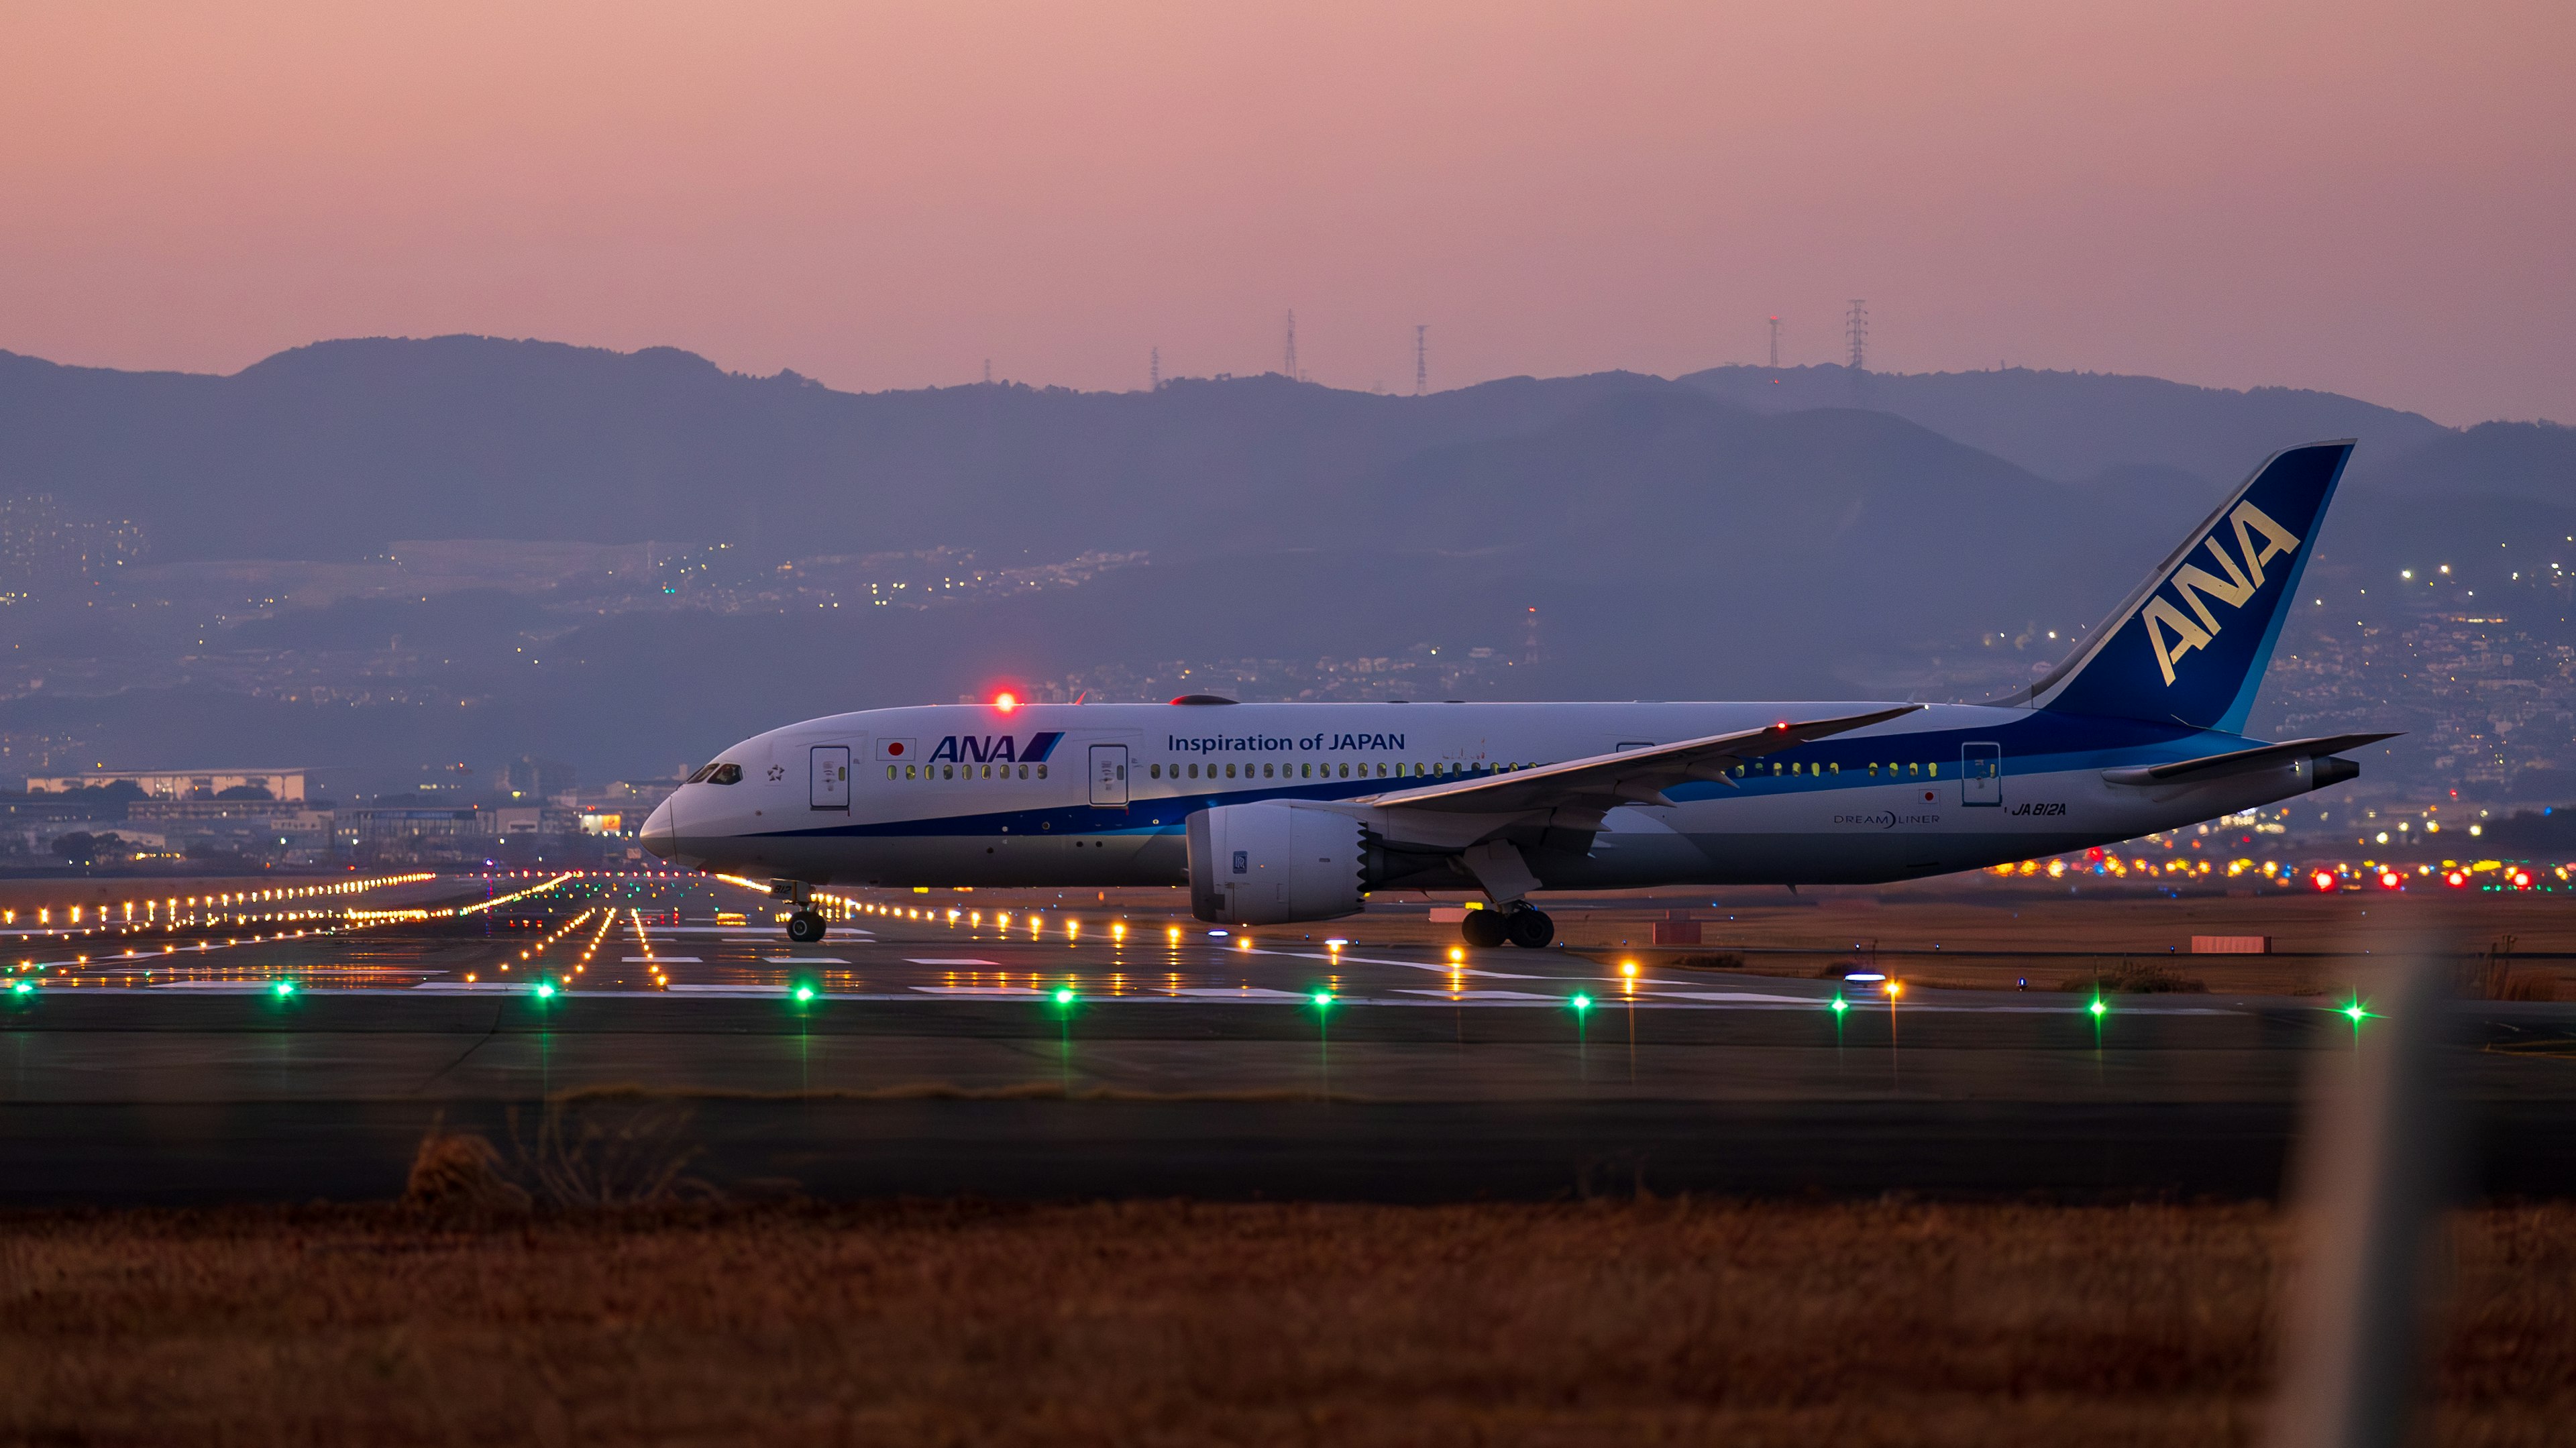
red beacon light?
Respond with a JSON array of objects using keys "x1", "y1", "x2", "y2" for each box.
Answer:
[
  {"x1": 2445, "y1": 870, "x2": 2468, "y2": 887},
  {"x1": 2312, "y1": 869, "x2": 2337, "y2": 893},
  {"x1": 994, "y1": 691, "x2": 1018, "y2": 714},
  {"x1": 2378, "y1": 870, "x2": 2402, "y2": 890},
  {"x1": 2512, "y1": 869, "x2": 2534, "y2": 889}
]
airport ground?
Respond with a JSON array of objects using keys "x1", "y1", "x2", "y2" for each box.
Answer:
[
  {"x1": 5, "y1": 870, "x2": 2573, "y2": 1442},
  {"x1": 2, "y1": 869, "x2": 2573, "y2": 1205}
]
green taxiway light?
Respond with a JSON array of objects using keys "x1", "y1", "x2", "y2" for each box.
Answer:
[
  {"x1": 2089, "y1": 996, "x2": 2107, "y2": 1018},
  {"x1": 1054, "y1": 987, "x2": 1076, "y2": 1006},
  {"x1": 2343, "y1": 999, "x2": 2371, "y2": 1024},
  {"x1": 1829, "y1": 996, "x2": 1849, "y2": 1015},
  {"x1": 534, "y1": 981, "x2": 557, "y2": 999},
  {"x1": 1311, "y1": 991, "x2": 1334, "y2": 1009},
  {"x1": 273, "y1": 980, "x2": 295, "y2": 998},
  {"x1": 10, "y1": 980, "x2": 30, "y2": 995},
  {"x1": 1570, "y1": 994, "x2": 1592, "y2": 1012},
  {"x1": 792, "y1": 984, "x2": 816, "y2": 1003}
]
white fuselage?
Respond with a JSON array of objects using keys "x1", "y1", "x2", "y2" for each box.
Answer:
[{"x1": 641, "y1": 699, "x2": 2320, "y2": 895}]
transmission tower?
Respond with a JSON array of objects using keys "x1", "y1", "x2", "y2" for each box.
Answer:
[
  {"x1": 1150, "y1": 345, "x2": 1160, "y2": 392},
  {"x1": 1414, "y1": 325, "x2": 1428, "y2": 394},
  {"x1": 1283, "y1": 311, "x2": 1297, "y2": 380},
  {"x1": 1844, "y1": 300, "x2": 1868, "y2": 372},
  {"x1": 1768, "y1": 315, "x2": 1781, "y2": 369}
]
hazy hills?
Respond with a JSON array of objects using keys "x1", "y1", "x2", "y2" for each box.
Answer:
[{"x1": 0, "y1": 335, "x2": 2567, "y2": 782}]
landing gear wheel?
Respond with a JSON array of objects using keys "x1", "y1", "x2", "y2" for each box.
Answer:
[
  {"x1": 785, "y1": 910, "x2": 827, "y2": 944},
  {"x1": 1460, "y1": 908, "x2": 1508, "y2": 950},
  {"x1": 1503, "y1": 909, "x2": 1555, "y2": 949}
]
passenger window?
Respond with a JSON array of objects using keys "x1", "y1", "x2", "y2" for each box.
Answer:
[
  {"x1": 1732, "y1": 765, "x2": 1744, "y2": 777},
  {"x1": 1829, "y1": 763, "x2": 1839, "y2": 775},
  {"x1": 943, "y1": 765, "x2": 955, "y2": 780},
  {"x1": 1868, "y1": 763, "x2": 1878, "y2": 777},
  {"x1": 1150, "y1": 764, "x2": 1161, "y2": 779},
  {"x1": 1301, "y1": 763, "x2": 1311, "y2": 778},
  {"x1": 1264, "y1": 763, "x2": 1275, "y2": 778},
  {"x1": 1928, "y1": 762, "x2": 1938, "y2": 777},
  {"x1": 1037, "y1": 765, "x2": 1047, "y2": 779},
  {"x1": 1018, "y1": 764, "x2": 1028, "y2": 779},
  {"x1": 1226, "y1": 763, "x2": 1236, "y2": 779},
  {"x1": 1907, "y1": 762, "x2": 1918, "y2": 777}
]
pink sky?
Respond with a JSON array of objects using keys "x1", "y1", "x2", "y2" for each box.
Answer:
[{"x1": 2, "y1": 1, "x2": 2569, "y2": 423}]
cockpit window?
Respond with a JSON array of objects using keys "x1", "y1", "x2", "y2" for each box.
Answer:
[{"x1": 690, "y1": 763, "x2": 743, "y2": 785}]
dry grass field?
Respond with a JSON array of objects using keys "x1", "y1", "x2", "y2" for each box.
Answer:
[{"x1": 4, "y1": 1198, "x2": 2571, "y2": 1447}]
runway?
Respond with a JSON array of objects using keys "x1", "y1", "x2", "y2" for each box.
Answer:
[{"x1": 5, "y1": 873, "x2": 2572, "y2": 1204}]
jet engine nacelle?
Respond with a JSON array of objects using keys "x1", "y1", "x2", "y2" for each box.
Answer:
[{"x1": 1186, "y1": 801, "x2": 1368, "y2": 925}]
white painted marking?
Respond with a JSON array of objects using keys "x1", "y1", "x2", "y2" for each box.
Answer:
[
  {"x1": 665, "y1": 983, "x2": 790, "y2": 995},
  {"x1": 907, "y1": 958, "x2": 1000, "y2": 966},
  {"x1": 624, "y1": 956, "x2": 700, "y2": 962},
  {"x1": 908, "y1": 985, "x2": 1042, "y2": 996},
  {"x1": 1648, "y1": 990, "x2": 1834, "y2": 1005},
  {"x1": 1175, "y1": 987, "x2": 1322, "y2": 999},
  {"x1": 765, "y1": 956, "x2": 848, "y2": 964},
  {"x1": 1393, "y1": 989, "x2": 1562, "y2": 1000}
]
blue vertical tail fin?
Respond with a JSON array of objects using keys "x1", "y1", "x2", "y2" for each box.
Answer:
[{"x1": 2007, "y1": 441, "x2": 2352, "y2": 733}]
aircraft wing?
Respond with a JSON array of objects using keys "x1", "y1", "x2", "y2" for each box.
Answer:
[
  {"x1": 1356, "y1": 705, "x2": 1922, "y2": 816},
  {"x1": 2099, "y1": 731, "x2": 2399, "y2": 785}
]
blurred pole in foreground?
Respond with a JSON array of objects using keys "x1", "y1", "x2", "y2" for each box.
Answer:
[{"x1": 2267, "y1": 957, "x2": 2459, "y2": 1448}]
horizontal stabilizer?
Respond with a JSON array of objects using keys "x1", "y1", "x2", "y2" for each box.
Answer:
[{"x1": 2099, "y1": 732, "x2": 2398, "y2": 786}]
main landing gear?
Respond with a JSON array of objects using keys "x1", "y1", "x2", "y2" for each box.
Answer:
[
  {"x1": 771, "y1": 879, "x2": 826, "y2": 945},
  {"x1": 1461, "y1": 905, "x2": 1554, "y2": 950}
]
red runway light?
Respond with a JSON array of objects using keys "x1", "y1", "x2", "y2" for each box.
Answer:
[
  {"x1": 2378, "y1": 871, "x2": 2402, "y2": 889},
  {"x1": 2513, "y1": 871, "x2": 2532, "y2": 889},
  {"x1": 2447, "y1": 871, "x2": 2467, "y2": 887},
  {"x1": 2312, "y1": 870, "x2": 2337, "y2": 892}
]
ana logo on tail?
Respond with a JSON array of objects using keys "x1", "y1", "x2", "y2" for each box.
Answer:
[{"x1": 2139, "y1": 500, "x2": 2303, "y2": 687}]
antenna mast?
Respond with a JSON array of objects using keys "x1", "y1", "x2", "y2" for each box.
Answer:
[{"x1": 1414, "y1": 325, "x2": 1428, "y2": 394}]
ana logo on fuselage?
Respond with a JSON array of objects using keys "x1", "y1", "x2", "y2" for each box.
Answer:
[
  {"x1": 928, "y1": 731, "x2": 1064, "y2": 765},
  {"x1": 2137, "y1": 500, "x2": 2302, "y2": 687}
]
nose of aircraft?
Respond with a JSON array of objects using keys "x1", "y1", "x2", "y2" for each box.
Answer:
[{"x1": 641, "y1": 797, "x2": 678, "y2": 860}]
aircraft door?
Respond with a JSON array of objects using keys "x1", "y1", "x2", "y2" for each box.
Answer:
[
  {"x1": 1961, "y1": 742, "x2": 2001, "y2": 806},
  {"x1": 1089, "y1": 744, "x2": 1129, "y2": 808},
  {"x1": 811, "y1": 745, "x2": 851, "y2": 810}
]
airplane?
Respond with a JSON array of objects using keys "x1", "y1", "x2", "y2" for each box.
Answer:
[{"x1": 643, "y1": 441, "x2": 2391, "y2": 948}]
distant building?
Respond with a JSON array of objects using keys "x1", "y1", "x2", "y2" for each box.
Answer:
[
  {"x1": 502, "y1": 757, "x2": 576, "y2": 801},
  {"x1": 0, "y1": 494, "x2": 147, "y2": 601},
  {"x1": 25, "y1": 768, "x2": 309, "y2": 801}
]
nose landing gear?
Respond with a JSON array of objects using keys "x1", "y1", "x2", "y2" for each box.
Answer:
[
  {"x1": 1459, "y1": 905, "x2": 1554, "y2": 950},
  {"x1": 785, "y1": 910, "x2": 828, "y2": 944}
]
